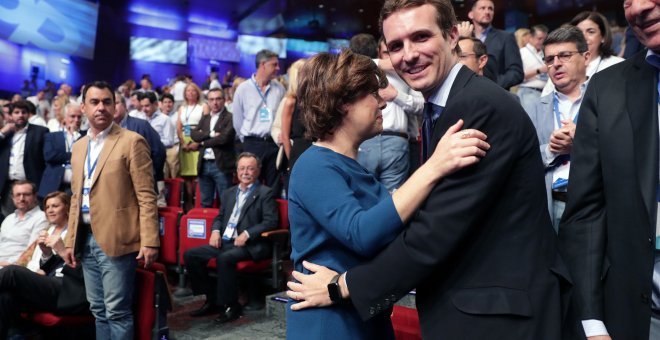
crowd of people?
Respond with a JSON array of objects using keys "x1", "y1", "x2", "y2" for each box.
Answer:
[{"x1": 0, "y1": 0, "x2": 656, "y2": 338}]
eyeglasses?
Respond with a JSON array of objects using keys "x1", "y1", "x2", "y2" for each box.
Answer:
[
  {"x1": 543, "y1": 51, "x2": 581, "y2": 66},
  {"x1": 459, "y1": 53, "x2": 477, "y2": 60}
]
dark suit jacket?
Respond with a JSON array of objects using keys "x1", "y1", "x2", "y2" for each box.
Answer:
[
  {"x1": 38, "y1": 130, "x2": 86, "y2": 198},
  {"x1": 123, "y1": 116, "x2": 166, "y2": 181},
  {"x1": 559, "y1": 50, "x2": 657, "y2": 340},
  {"x1": 38, "y1": 256, "x2": 89, "y2": 314},
  {"x1": 191, "y1": 109, "x2": 235, "y2": 174},
  {"x1": 212, "y1": 184, "x2": 278, "y2": 260},
  {"x1": 0, "y1": 123, "x2": 48, "y2": 193},
  {"x1": 484, "y1": 28, "x2": 524, "y2": 90},
  {"x1": 346, "y1": 66, "x2": 569, "y2": 339}
]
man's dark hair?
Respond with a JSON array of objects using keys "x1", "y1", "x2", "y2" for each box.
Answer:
[
  {"x1": 543, "y1": 25, "x2": 588, "y2": 54},
  {"x1": 138, "y1": 91, "x2": 158, "y2": 104},
  {"x1": 160, "y1": 93, "x2": 174, "y2": 102},
  {"x1": 531, "y1": 24, "x2": 549, "y2": 36},
  {"x1": 460, "y1": 37, "x2": 487, "y2": 57},
  {"x1": 207, "y1": 88, "x2": 225, "y2": 99},
  {"x1": 255, "y1": 49, "x2": 279, "y2": 68},
  {"x1": 9, "y1": 100, "x2": 30, "y2": 114},
  {"x1": 349, "y1": 34, "x2": 379, "y2": 58},
  {"x1": 24, "y1": 100, "x2": 37, "y2": 115},
  {"x1": 12, "y1": 180, "x2": 36, "y2": 195},
  {"x1": 467, "y1": 0, "x2": 493, "y2": 10},
  {"x1": 82, "y1": 81, "x2": 115, "y2": 104}
]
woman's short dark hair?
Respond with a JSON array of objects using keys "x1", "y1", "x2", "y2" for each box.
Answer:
[
  {"x1": 297, "y1": 49, "x2": 387, "y2": 140},
  {"x1": 570, "y1": 11, "x2": 614, "y2": 58}
]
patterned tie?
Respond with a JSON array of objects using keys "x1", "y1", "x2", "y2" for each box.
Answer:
[{"x1": 421, "y1": 102, "x2": 444, "y2": 163}]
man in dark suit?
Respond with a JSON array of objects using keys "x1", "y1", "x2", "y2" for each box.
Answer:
[
  {"x1": 191, "y1": 88, "x2": 235, "y2": 207},
  {"x1": 184, "y1": 152, "x2": 277, "y2": 323},
  {"x1": 559, "y1": 1, "x2": 660, "y2": 339},
  {"x1": 0, "y1": 100, "x2": 48, "y2": 217},
  {"x1": 287, "y1": 1, "x2": 567, "y2": 338},
  {"x1": 468, "y1": 0, "x2": 523, "y2": 89},
  {"x1": 113, "y1": 92, "x2": 166, "y2": 186},
  {"x1": 38, "y1": 103, "x2": 85, "y2": 198}
]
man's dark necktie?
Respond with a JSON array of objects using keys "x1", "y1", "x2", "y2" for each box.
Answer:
[{"x1": 421, "y1": 102, "x2": 444, "y2": 163}]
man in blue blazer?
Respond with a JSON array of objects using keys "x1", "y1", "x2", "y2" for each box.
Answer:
[
  {"x1": 38, "y1": 103, "x2": 85, "y2": 198},
  {"x1": 184, "y1": 153, "x2": 277, "y2": 324},
  {"x1": 468, "y1": 0, "x2": 523, "y2": 90},
  {"x1": 527, "y1": 26, "x2": 590, "y2": 231},
  {"x1": 113, "y1": 92, "x2": 166, "y2": 184},
  {"x1": 0, "y1": 100, "x2": 48, "y2": 217}
]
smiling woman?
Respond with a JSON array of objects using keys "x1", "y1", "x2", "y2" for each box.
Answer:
[{"x1": 285, "y1": 48, "x2": 489, "y2": 340}]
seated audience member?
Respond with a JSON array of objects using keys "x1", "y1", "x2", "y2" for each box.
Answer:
[
  {"x1": 139, "y1": 91, "x2": 176, "y2": 207},
  {"x1": 0, "y1": 101, "x2": 48, "y2": 217},
  {"x1": 527, "y1": 26, "x2": 591, "y2": 230},
  {"x1": 160, "y1": 93, "x2": 181, "y2": 179},
  {"x1": 0, "y1": 191, "x2": 88, "y2": 339},
  {"x1": 184, "y1": 153, "x2": 278, "y2": 323},
  {"x1": 541, "y1": 11, "x2": 624, "y2": 96},
  {"x1": 191, "y1": 88, "x2": 235, "y2": 208},
  {"x1": 0, "y1": 181, "x2": 48, "y2": 266},
  {"x1": 38, "y1": 103, "x2": 85, "y2": 198},
  {"x1": 113, "y1": 92, "x2": 166, "y2": 189}
]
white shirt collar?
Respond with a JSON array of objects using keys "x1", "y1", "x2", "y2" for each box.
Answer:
[{"x1": 427, "y1": 63, "x2": 463, "y2": 108}]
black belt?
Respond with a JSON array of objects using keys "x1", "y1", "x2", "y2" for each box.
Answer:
[
  {"x1": 244, "y1": 135, "x2": 274, "y2": 143},
  {"x1": 521, "y1": 87, "x2": 543, "y2": 92},
  {"x1": 381, "y1": 131, "x2": 409, "y2": 139},
  {"x1": 552, "y1": 191, "x2": 567, "y2": 202}
]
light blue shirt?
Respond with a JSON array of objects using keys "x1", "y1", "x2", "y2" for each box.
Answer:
[{"x1": 231, "y1": 75, "x2": 285, "y2": 140}]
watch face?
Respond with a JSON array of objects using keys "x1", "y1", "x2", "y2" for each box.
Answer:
[{"x1": 328, "y1": 282, "x2": 341, "y2": 302}]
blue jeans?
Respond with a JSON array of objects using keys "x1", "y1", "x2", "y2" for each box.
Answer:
[
  {"x1": 198, "y1": 160, "x2": 231, "y2": 208},
  {"x1": 81, "y1": 233, "x2": 137, "y2": 340},
  {"x1": 358, "y1": 135, "x2": 409, "y2": 192}
]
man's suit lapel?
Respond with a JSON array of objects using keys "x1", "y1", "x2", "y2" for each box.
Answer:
[
  {"x1": 627, "y1": 52, "x2": 659, "y2": 226},
  {"x1": 91, "y1": 124, "x2": 121, "y2": 188},
  {"x1": 429, "y1": 66, "x2": 472, "y2": 152},
  {"x1": 539, "y1": 95, "x2": 554, "y2": 145}
]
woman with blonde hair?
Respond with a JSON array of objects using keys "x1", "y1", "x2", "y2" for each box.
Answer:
[
  {"x1": 177, "y1": 82, "x2": 209, "y2": 209},
  {"x1": 47, "y1": 95, "x2": 68, "y2": 132},
  {"x1": 276, "y1": 59, "x2": 309, "y2": 173},
  {"x1": 515, "y1": 28, "x2": 531, "y2": 49}
]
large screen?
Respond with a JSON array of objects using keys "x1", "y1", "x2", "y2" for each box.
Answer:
[
  {"x1": 130, "y1": 37, "x2": 188, "y2": 65},
  {"x1": 0, "y1": 0, "x2": 99, "y2": 59}
]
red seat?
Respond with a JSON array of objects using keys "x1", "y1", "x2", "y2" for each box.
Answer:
[
  {"x1": 164, "y1": 177, "x2": 184, "y2": 208},
  {"x1": 391, "y1": 305, "x2": 421, "y2": 340},
  {"x1": 22, "y1": 312, "x2": 94, "y2": 327},
  {"x1": 135, "y1": 262, "x2": 169, "y2": 340},
  {"x1": 178, "y1": 208, "x2": 219, "y2": 266},
  {"x1": 158, "y1": 207, "x2": 183, "y2": 265}
]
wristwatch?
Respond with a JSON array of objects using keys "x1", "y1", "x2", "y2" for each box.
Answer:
[
  {"x1": 536, "y1": 68, "x2": 541, "y2": 75},
  {"x1": 327, "y1": 274, "x2": 343, "y2": 303}
]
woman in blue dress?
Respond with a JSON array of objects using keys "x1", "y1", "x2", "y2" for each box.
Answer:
[{"x1": 285, "y1": 49, "x2": 490, "y2": 339}]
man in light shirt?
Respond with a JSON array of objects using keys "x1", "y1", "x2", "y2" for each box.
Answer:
[
  {"x1": 518, "y1": 25, "x2": 549, "y2": 114},
  {"x1": 526, "y1": 26, "x2": 590, "y2": 231},
  {"x1": 0, "y1": 181, "x2": 48, "y2": 266}
]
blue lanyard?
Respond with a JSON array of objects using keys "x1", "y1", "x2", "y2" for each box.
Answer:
[
  {"x1": 184, "y1": 104, "x2": 197, "y2": 125},
  {"x1": 553, "y1": 93, "x2": 579, "y2": 128},
  {"x1": 233, "y1": 185, "x2": 256, "y2": 218},
  {"x1": 251, "y1": 78, "x2": 270, "y2": 106},
  {"x1": 11, "y1": 133, "x2": 25, "y2": 147},
  {"x1": 86, "y1": 137, "x2": 100, "y2": 180}
]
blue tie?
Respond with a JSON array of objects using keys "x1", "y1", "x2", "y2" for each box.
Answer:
[{"x1": 421, "y1": 102, "x2": 444, "y2": 163}]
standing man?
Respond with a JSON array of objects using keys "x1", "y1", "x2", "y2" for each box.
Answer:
[
  {"x1": 232, "y1": 49, "x2": 285, "y2": 187},
  {"x1": 458, "y1": 37, "x2": 489, "y2": 76},
  {"x1": 0, "y1": 100, "x2": 48, "y2": 217},
  {"x1": 528, "y1": 26, "x2": 590, "y2": 231},
  {"x1": 140, "y1": 91, "x2": 176, "y2": 207},
  {"x1": 559, "y1": 0, "x2": 660, "y2": 339},
  {"x1": 62, "y1": 81, "x2": 159, "y2": 339},
  {"x1": 38, "y1": 103, "x2": 85, "y2": 198},
  {"x1": 288, "y1": 0, "x2": 567, "y2": 339},
  {"x1": 350, "y1": 33, "x2": 425, "y2": 192},
  {"x1": 518, "y1": 25, "x2": 549, "y2": 114},
  {"x1": 191, "y1": 88, "x2": 235, "y2": 208},
  {"x1": 160, "y1": 93, "x2": 180, "y2": 179},
  {"x1": 468, "y1": 0, "x2": 523, "y2": 89}
]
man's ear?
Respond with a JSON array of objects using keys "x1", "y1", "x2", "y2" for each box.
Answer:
[{"x1": 478, "y1": 55, "x2": 488, "y2": 71}]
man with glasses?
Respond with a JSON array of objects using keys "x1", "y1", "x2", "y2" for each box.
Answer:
[
  {"x1": 527, "y1": 26, "x2": 590, "y2": 231},
  {"x1": 458, "y1": 37, "x2": 489, "y2": 76}
]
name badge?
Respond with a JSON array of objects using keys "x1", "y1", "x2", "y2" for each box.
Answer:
[
  {"x1": 258, "y1": 106, "x2": 271, "y2": 123},
  {"x1": 222, "y1": 222, "x2": 237, "y2": 241},
  {"x1": 82, "y1": 186, "x2": 91, "y2": 214},
  {"x1": 183, "y1": 125, "x2": 191, "y2": 137},
  {"x1": 552, "y1": 178, "x2": 568, "y2": 190}
]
